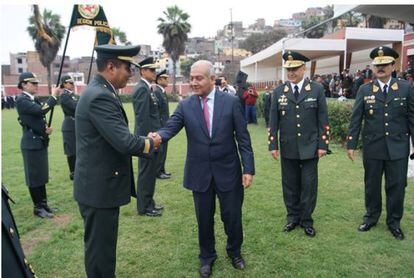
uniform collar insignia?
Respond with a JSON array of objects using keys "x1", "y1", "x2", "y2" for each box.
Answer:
[
  {"x1": 391, "y1": 82, "x2": 398, "y2": 91},
  {"x1": 305, "y1": 84, "x2": 311, "y2": 91},
  {"x1": 372, "y1": 84, "x2": 379, "y2": 93},
  {"x1": 284, "y1": 85, "x2": 289, "y2": 93}
]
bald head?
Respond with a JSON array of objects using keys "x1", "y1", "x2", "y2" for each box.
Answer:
[
  {"x1": 190, "y1": 60, "x2": 216, "y2": 96},
  {"x1": 191, "y1": 60, "x2": 215, "y2": 77}
]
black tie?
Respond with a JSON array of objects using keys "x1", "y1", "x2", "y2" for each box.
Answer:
[
  {"x1": 294, "y1": 85, "x2": 299, "y2": 100},
  {"x1": 383, "y1": 84, "x2": 388, "y2": 94}
]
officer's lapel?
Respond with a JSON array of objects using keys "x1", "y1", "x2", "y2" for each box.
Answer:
[
  {"x1": 372, "y1": 80, "x2": 385, "y2": 103},
  {"x1": 385, "y1": 78, "x2": 398, "y2": 104},
  {"x1": 211, "y1": 90, "x2": 224, "y2": 138},
  {"x1": 192, "y1": 95, "x2": 210, "y2": 138},
  {"x1": 284, "y1": 82, "x2": 296, "y2": 103},
  {"x1": 296, "y1": 80, "x2": 310, "y2": 104}
]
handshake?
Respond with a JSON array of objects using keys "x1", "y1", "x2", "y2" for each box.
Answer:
[{"x1": 148, "y1": 132, "x2": 162, "y2": 149}]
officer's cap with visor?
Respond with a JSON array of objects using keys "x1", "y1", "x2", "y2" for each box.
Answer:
[
  {"x1": 370, "y1": 46, "x2": 399, "y2": 66},
  {"x1": 60, "y1": 75, "x2": 74, "y2": 85},
  {"x1": 139, "y1": 57, "x2": 159, "y2": 70},
  {"x1": 282, "y1": 51, "x2": 310, "y2": 69},
  {"x1": 95, "y1": 44, "x2": 141, "y2": 68},
  {"x1": 18, "y1": 72, "x2": 39, "y2": 89}
]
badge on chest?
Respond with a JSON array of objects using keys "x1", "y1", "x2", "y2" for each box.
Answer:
[
  {"x1": 364, "y1": 95, "x2": 376, "y2": 104},
  {"x1": 278, "y1": 95, "x2": 288, "y2": 106}
]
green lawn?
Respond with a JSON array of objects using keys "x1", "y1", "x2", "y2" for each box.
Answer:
[{"x1": 2, "y1": 103, "x2": 414, "y2": 277}]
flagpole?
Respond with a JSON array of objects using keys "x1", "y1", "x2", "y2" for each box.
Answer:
[
  {"x1": 48, "y1": 20, "x2": 72, "y2": 127},
  {"x1": 86, "y1": 35, "x2": 96, "y2": 84}
]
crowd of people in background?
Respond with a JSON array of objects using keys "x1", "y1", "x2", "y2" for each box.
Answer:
[{"x1": 2, "y1": 93, "x2": 17, "y2": 109}]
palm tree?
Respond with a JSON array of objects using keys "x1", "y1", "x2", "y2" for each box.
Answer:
[
  {"x1": 111, "y1": 27, "x2": 131, "y2": 45},
  {"x1": 157, "y1": 5, "x2": 191, "y2": 94},
  {"x1": 27, "y1": 5, "x2": 65, "y2": 94}
]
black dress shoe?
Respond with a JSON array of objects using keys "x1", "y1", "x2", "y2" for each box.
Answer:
[
  {"x1": 358, "y1": 222, "x2": 376, "y2": 232},
  {"x1": 304, "y1": 227, "x2": 316, "y2": 237},
  {"x1": 283, "y1": 222, "x2": 298, "y2": 232},
  {"x1": 154, "y1": 204, "x2": 164, "y2": 211},
  {"x1": 34, "y1": 207, "x2": 54, "y2": 219},
  {"x1": 157, "y1": 173, "x2": 170, "y2": 179},
  {"x1": 163, "y1": 171, "x2": 171, "y2": 176},
  {"x1": 139, "y1": 209, "x2": 162, "y2": 217},
  {"x1": 43, "y1": 204, "x2": 58, "y2": 213},
  {"x1": 69, "y1": 172, "x2": 74, "y2": 180},
  {"x1": 389, "y1": 227, "x2": 404, "y2": 240},
  {"x1": 231, "y1": 256, "x2": 245, "y2": 270},
  {"x1": 199, "y1": 264, "x2": 212, "y2": 278}
]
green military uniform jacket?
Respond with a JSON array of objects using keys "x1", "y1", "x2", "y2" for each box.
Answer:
[
  {"x1": 347, "y1": 78, "x2": 414, "y2": 160},
  {"x1": 74, "y1": 74, "x2": 154, "y2": 208},
  {"x1": 60, "y1": 89, "x2": 78, "y2": 156},
  {"x1": 153, "y1": 84, "x2": 170, "y2": 127},
  {"x1": 16, "y1": 92, "x2": 57, "y2": 150},
  {"x1": 133, "y1": 79, "x2": 162, "y2": 136},
  {"x1": 2, "y1": 186, "x2": 35, "y2": 277},
  {"x1": 268, "y1": 80, "x2": 329, "y2": 160}
]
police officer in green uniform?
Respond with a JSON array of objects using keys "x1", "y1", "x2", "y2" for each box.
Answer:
[
  {"x1": 59, "y1": 75, "x2": 77, "y2": 180},
  {"x1": 16, "y1": 72, "x2": 60, "y2": 219},
  {"x1": 74, "y1": 44, "x2": 161, "y2": 277},
  {"x1": 347, "y1": 46, "x2": 414, "y2": 240},
  {"x1": 2, "y1": 185, "x2": 36, "y2": 277},
  {"x1": 133, "y1": 57, "x2": 164, "y2": 217},
  {"x1": 268, "y1": 51, "x2": 329, "y2": 237},
  {"x1": 153, "y1": 69, "x2": 171, "y2": 179}
]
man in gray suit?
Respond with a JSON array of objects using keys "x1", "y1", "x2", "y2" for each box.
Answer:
[{"x1": 74, "y1": 44, "x2": 161, "y2": 278}]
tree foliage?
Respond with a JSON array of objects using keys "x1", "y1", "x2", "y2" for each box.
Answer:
[
  {"x1": 239, "y1": 30, "x2": 287, "y2": 54},
  {"x1": 157, "y1": 5, "x2": 191, "y2": 94},
  {"x1": 27, "y1": 5, "x2": 65, "y2": 93},
  {"x1": 111, "y1": 27, "x2": 131, "y2": 45}
]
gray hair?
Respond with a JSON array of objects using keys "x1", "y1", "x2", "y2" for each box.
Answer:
[{"x1": 191, "y1": 60, "x2": 215, "y2": 77}]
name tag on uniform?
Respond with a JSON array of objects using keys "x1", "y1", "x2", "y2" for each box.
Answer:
[{"x1": 305, "y1": 98, "x2": 317, "y2": 102}]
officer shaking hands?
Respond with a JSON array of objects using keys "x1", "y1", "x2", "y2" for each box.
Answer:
[
  {"x1": 268, "y1": 51, "x2": 329, "y2": 237},
  {"x1": 15, "y1": 72, "x2": 60, "y2": 219},
  {"x1": 74, "y1": 44, "x2": 161, "y2": 277},
  {"x1": 347, "y1": 46, "x2": 414, "y2": 240},
  {"x1": 59, "y1": 75, "x2": 78, "y2": 181}
]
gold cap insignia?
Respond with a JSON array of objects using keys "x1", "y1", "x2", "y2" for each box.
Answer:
[
  {"x1": 287, "y1": 55, "x2": 293, "y2": 61},
  {"x1": 378, "y1": 49, "x2": 384, "y2": 57}
]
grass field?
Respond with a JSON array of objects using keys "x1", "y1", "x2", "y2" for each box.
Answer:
[{"x1": 2, "y1": 103, "x2": 414, "y2": 277}]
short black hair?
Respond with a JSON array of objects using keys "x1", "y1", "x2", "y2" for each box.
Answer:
[{"x1": 96, "y1": 57, "x2": 123, "y2": 72}]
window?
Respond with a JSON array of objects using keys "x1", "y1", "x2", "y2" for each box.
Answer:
[
  {"x1": 17, "y1": 58, "x2": 22, "y2": 64},
  {"x1": 18, "y1": 68, "x2": 23, "y2": 73}
]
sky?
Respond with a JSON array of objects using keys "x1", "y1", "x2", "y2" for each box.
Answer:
[{"x1": 0, "y1": 0, "x2": 406, "y2": 64}]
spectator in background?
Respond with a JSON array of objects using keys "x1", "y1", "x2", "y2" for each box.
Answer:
[
  {"x1": 314, "y1": 75, "x2": 330, "y2": 97},
  {"x1": 219, "y1": 76, "x2": 237, "y2": 96},
  {"x1": 263, "y1": 86, "x2": 272, "y2": 127},
  {"x1": 362, "y1": 64, "x2": 373, "y2": 82},
  {"x1": 353, "y1": 70, "x2": 364, "y2": 98},
  {"x1": 243, "y1": 86, "x2": 258, "y2": 124},
  {"x1": 340, "y1": 69, "x2": 353, "y2": 98}
]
